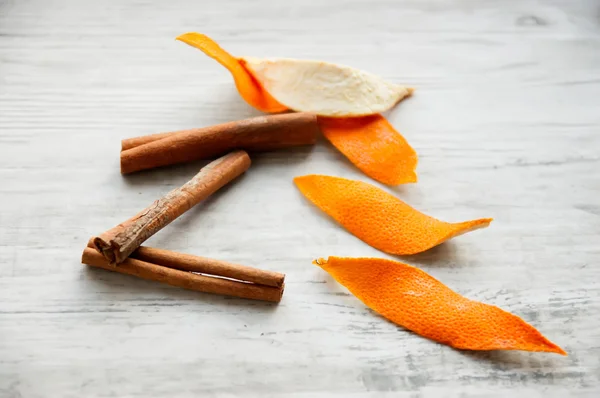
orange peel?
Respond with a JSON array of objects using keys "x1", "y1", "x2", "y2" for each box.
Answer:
[
  {"x1": 318, "y1": 115, "x2": 417, "y2": 185},
  {"x1": 295, "y1": 175, "x2": 492, "y2": 255},
  {"x1": 240, "y1": 57, "x2": 412, "y2": 117},
  {"x1": 176, "y1": 33, "x2": 287, "y2": 113},
  {"x1": 314, "y1": 256, "x2": 566, "y2": 355}
]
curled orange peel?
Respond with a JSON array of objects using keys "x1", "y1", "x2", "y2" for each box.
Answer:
[
  {"x1": 239, "y1": 57, "x2": 412, "y2": 117},
  {"x1": 177, "y1": 32, "x2": 417, "y2": 185},
  {"x1": 176, "y1": 33, "x2": 287, "y2": 113},
  {"x1": 318, "y1": 115, "x2": 418, "y2": 185},
  {"x1": 295, "y1": 175, "x2": 492, "y2": 255},
  {"x1": 314, "y1": 256, "x2": 566, "y2": 355}
]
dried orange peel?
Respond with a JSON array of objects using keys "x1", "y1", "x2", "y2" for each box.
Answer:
[
  {"x1": 295, "y1": 175, "x2": 492, "y2": 255},
  {"x1": 318, "y1": 115, "x2": 417, "y2": 185},
  {"x1": 240, "y1": 57, "x2": 412, "y2": 117},
  {"x1": 314, "y1": 256, "x2": 566, "y2": 355},
  {"x1": 177, "y1": 33, "x2": 411, "y2": 117},
  {"x1": 176, "y1": 32, "x2": 417, "y2": 185},
  {"x1": 176, "y1": 33, "x2": 287, "y2": 113}
]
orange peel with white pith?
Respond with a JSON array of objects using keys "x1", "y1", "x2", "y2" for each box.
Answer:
[
  {"x1": 176, "y1": 32, "x2": 417, "y2": 185},
  {"x1": 240, "y1": 56, "x2": 412, "y2": 117}
]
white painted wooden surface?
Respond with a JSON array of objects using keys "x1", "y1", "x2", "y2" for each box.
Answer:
[{"x1": 1, "y1": 0, "x2": 599, "y2": 396}]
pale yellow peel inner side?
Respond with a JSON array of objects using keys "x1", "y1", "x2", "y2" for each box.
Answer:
[{"x1": 241, "y1": 57, "x2": 411, "y2": 117}]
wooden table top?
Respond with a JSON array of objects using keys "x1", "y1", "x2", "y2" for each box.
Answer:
[{"x1": 1, "y1": 0, "x2": 599, "y2": 396}]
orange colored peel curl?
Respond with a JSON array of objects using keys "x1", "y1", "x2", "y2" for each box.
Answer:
[
  {"x1": 295, "y1": 175, "x2": 492, "y2": 255},
  {"x1": 314, "y1": 256, "x2": 566, "y2": 355},
  {"x1": 176, "y1": 33, "x2": 287, "y2": 113},
  {"x1": 318, "y1": 115, "x2": 417, "y2": 185},
  {"x1": 176, "y1": 32, "x2": 417, "y2": 185}
]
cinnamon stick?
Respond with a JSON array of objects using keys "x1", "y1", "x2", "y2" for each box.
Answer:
[
  {"x1": 93, "y1": 150, "x2": 250, "y2": 264},
  {"x1": 131, "y1": 246, "x2": 285, "y2": 287},
  {"x1": 86, "y1": 240, "x2": 284, "y2": 288},
  {"x1": 82, "y1": 248, "x2": 284, "y2": 302},
  {"x1": 120, "y1": 113, "x2": 319, "y2": 174}
]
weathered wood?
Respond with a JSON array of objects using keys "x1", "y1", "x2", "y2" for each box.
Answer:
[{"x1": 0, "y1": 0, "x2": 599, "y2": 396}]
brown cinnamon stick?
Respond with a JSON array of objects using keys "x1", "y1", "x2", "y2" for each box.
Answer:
[
  {"x1": 131, "y1": 246, "x2": 285, "y2": 287},
  {"x1": 82, "y1": 248, "x2": 283, "y2": 302},
  {"x1": 93, "y1": 150, "x2": 250, "y2": 264},
  {"x1": 86, "y1": 240, "x2": 284, "y2": 288},
  {"x1": 120, "y1": 113, "x2": 319, "y2": 174}
]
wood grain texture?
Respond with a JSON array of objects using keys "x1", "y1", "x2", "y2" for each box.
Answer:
[{"x1": 0, "y1": 0, "x2": 599, "y2": 397}]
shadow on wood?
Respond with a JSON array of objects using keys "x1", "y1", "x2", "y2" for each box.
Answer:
[
  {"x1": 458, "y1": 348, "x2": 565, "y2": 370},
  {"x1": 397, "y1": 241, "x2": 467, "y2": 268}
]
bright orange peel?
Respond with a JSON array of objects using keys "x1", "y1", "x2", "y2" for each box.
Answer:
[
  {"x1": 315, "y1": 256, "x2": 566, "y2": 355},
  {"x1": 176, "y1": 33, "x2": 287, "y2": 113},
  {"x1": 295, "y1": 175, "x2": 492, "y2": 255},
  {"x1": 318, "y1": 115, "x2": 417, "y2": 185}
]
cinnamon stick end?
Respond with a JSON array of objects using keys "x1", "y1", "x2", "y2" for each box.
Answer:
[
  {"x1": 276, "y1": 283, "x2": 285, "y2": 303},
  {"x1": 81, "y1": 247, "x2": 101, "y2": 267},
  {"x1": 81, "y1": 248, "x2": 88, "y2": 265},
  {"x1": 120, "y1": 153, "x2": 133, "y2": 174},
  {"x1": 91, "y1": 236, "x2": 118, "y2": 264},
  {"x1": 274, "y1": 273, "x2": 285, "y2": 289}
]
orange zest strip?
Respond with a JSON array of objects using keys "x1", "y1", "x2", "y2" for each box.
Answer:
[
  {"x1": 294, "y1": 175, "x2": 492, "y2": 255},
  {"x1": 314, "y1": 256, "x2": 566, "y2": 355},
  {"x1": 176, "y1": 33, "x2": 288, "y2": 113},
  {"x1": 318, "y1": 115, "x2": 418, "y2": 185}
]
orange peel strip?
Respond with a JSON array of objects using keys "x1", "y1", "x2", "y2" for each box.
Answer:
[
  {"x1": 318, "y1": 115, "x2": 418, "y2": 185},
  {"x1": 314, "y1": 256, "x2": 566, "y2": 355},
  {"x1": 176, "y1": 33, "x2": 288, "y2": 113},
  {"x1": 294, "y1": 175, "x2": 492, "y2": 255}
]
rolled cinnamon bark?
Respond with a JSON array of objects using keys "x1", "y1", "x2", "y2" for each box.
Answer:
[
  {"x1": 86, "y1": 240, "x2": 284, "y2": 288},
  {"x1": 93, "y1": 150, "x2": 250, "y2": 264},
  {"x1": 82, "y1": 248, "x2": 284, "y2": 303},
  {"x1": 131, "y1": 246, "x2": 285, "y2": 288},
  {"x1": 120, "y1": 113, "x2": 319, "y2": 174}
]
